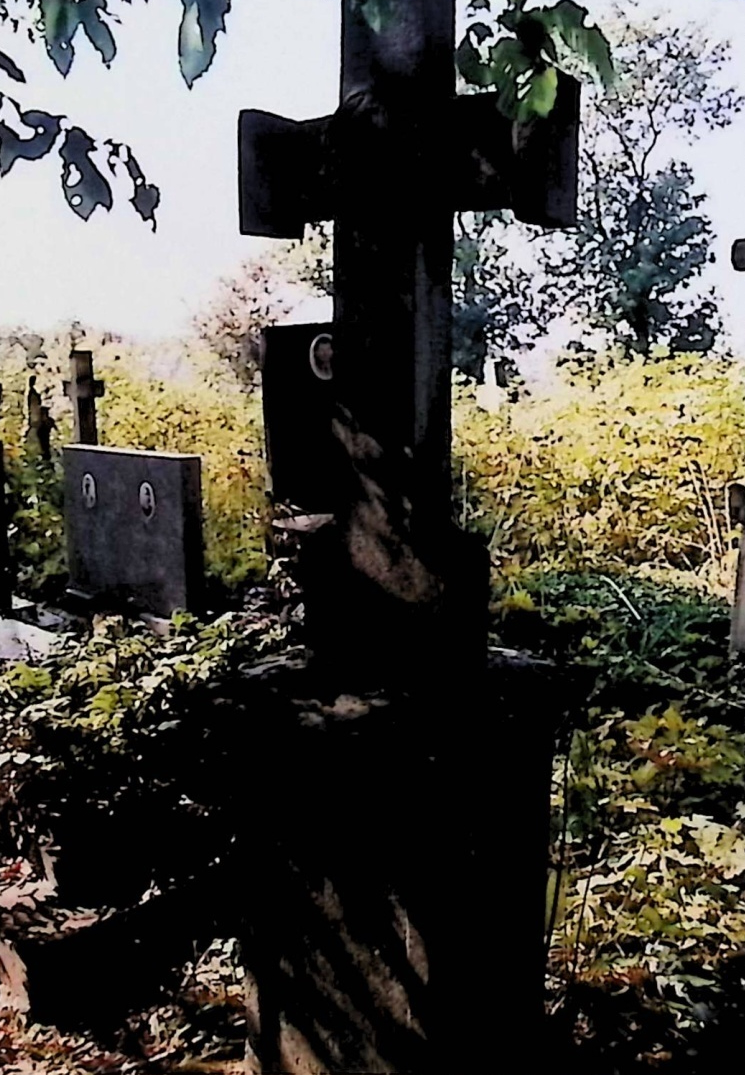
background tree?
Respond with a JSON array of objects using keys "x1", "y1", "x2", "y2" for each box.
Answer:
[
  {"x1": 453, "y1": 209, "x2": 552, "y2": 383},
  {"x1": 544, "y1": 6, "x2": 742, "y2": 360},
  {"x1": 193, "y1": 224, "x2": 332, "y2": 387}
]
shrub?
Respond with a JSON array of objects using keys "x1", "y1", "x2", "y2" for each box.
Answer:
[{"x1": 453, "y1": 352, "x2": 745, "y2": 587}]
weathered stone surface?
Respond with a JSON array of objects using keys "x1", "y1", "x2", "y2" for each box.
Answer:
[{"x1": 63, "y1": 445, "x2": 203, "y2": 617}]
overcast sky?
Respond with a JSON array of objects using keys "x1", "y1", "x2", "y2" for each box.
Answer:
[{"x1": 1, "y1": 0, "x2": 745, "y2": 347}]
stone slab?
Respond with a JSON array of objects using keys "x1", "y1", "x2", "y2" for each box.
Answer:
[
  {"x1": 63, "y1": 445, "x2": 203, "y2": 618},
  {"x1": 261, "y1": 322, "x2": 339, "y2": 514},
  {"x1": 0, "y1": 619, "x2": 59, "y2": 661}
]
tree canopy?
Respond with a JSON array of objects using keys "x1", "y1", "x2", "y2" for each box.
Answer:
[{"x1": 544, "y1": 8, "x2": 743, "y2": 360}]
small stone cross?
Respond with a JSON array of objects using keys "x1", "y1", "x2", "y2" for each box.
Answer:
[
  {"x1": 63, "y1": 350, "x2": 105, "y2": 445},
  {"x1": 0, "y1": 383, "x2": 9, "y2": 612}
]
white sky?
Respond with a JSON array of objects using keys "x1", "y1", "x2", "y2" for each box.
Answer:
[{"x1": 1, "y1": 0, "x2": 745, "y2": 346}]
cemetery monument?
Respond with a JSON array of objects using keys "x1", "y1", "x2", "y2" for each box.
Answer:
[
  {"x1": 241, "y1": 0, "x2": 579, "y2": 683},
  {"x1": 64, "y1": 444, "x2": 204, "y2": 618}
]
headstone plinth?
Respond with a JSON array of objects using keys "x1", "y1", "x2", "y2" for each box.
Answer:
[{"x1": 63, "y1": 445, "x2": 203, "y2": 617}]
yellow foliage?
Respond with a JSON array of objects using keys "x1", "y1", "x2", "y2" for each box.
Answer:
[{"x1": 453, "y1": 353, "x2": 745, "y2": 589}]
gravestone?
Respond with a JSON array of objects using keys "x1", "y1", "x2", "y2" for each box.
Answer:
[
  {"x1": 64, "y1": 445, "x2": 203, "y2": 617},
  {"x1": 63, "y1": 350, "x2": 105, "y2": 445},
  {"x1": 260, "y1": 322, "x2": 337, "y2": 513}
]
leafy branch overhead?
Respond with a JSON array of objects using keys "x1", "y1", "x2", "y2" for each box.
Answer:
[
  {"x1": 0, "y1": 0, "x2": 610, "y2": 224},
  {"x1": 457, "y1": 0, "x2": 614, "y2": 121},
  {"x1": 0, "y1": 0, "x2": 232, "y2": 224}
]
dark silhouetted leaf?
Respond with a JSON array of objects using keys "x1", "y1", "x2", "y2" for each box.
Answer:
[
  {"x1": 469, "y1": 21, "x2": 494, "y2": 45},
  {"x1": 179, "y1": 0, "x2": 231, "y2": 88},
  {"x1": 80, "y1": 1, "x2": 116, "y2": 65},
  {"x1": 107, "y1": 140, "x2": 160, "y2": 228},
  {"x1": 40, "y1": 0, "x2": 81, "y2": 75},
  {"x1": 0, "y1": 99, "x2": 62, "y2": 176},
  {"x1": 0, "y1": 50, "x2": 25, "y2": 83},
  {"x1": 59, "y1": 126, "x2": 112, "y2": 219},
  {"x1": 456, "y1": 35, "x2": 502, "y2": 89}
]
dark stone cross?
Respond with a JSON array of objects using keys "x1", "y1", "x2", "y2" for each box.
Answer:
[
  {"x1": 239, "y1": 0, "x2": 579, "y2": 684},
  {"x1": 0, "y1": 405, "x2": 10, "y2": 615},
  {"x1": 63, "y1": 349, "x2": 105, "y2": 445},
  {"x1": 729, "y1": 239, "x2": 745, "y2": 650}
]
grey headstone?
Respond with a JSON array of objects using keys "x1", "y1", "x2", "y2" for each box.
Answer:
[{"x1": 64, "y1": 445, "x2": 203, "y2": 617}]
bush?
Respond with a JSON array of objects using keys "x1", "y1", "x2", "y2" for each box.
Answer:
[{"x1": 453, "y1": 352, "x2": 745, "y2": 588}]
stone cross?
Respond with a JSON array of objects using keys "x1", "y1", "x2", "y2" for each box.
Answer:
[
  {"x1": 237, "y1": 4, "x2": 580, "y2": 1069},
  {"x1": 0, "y1": 428, "x2": 10, "y2": 615},
  {"x1": 730, "y1": 241, "x2": 745, "y2": 649},
  {"x1": 239, "y1": 0, "x2": 579, "y2": 679},
  {"x1": 728, "y1": 479, "x2": 745, "y2": 653},
  {"x1": 63, "y1": 350, "x2": 105, "y2": 445}
]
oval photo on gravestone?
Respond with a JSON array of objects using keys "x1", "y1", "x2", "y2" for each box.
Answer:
[
  {"x1": 139, "y1": 481, "x2": 156, "y2": 520},
  {"x1": 81, "y1": 473, "x2": 97, "y2": 510},
  {"x1": 309, "y1": 333, "x2": 334, "y2": 380},
  {"x1": 732, "y1": 239, "x2": 745, "y2": 271}
]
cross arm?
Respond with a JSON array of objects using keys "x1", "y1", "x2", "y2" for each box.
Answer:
[
  {"x1": 238, "y1": 110, "x2": 333, "y2": 239},
  {"x1": 451, "y1": 72, "x2": 580, "y2": 229},
  {"x1": 63, "y1": 379, "x2": 105, "y2": 399},
  {"x1": 238, "y1": 73, "x2": 579, "y2": 239}
]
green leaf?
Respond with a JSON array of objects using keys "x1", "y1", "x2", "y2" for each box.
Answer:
[
  {"x1": 534, "y1": 0, "x2": 614, "y2": 87},
  {"x1": 488, "y1": 37, "x2": 534, "y2": 118},
  {"x1": 517, "y1": 64, "x2": 558, "y2": 122},
  {"x1": 179, "y1": 0, "x2": 231, "y2": 88}
]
